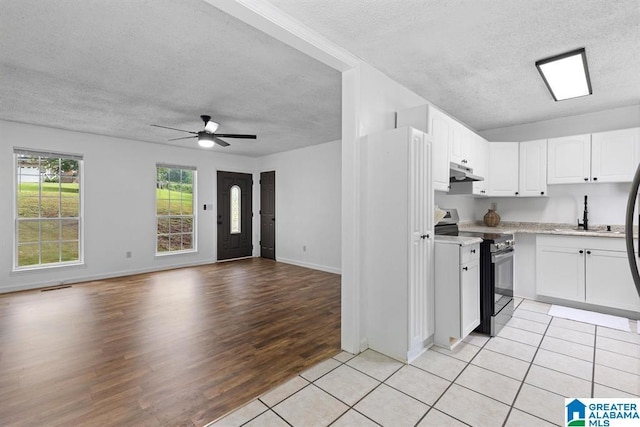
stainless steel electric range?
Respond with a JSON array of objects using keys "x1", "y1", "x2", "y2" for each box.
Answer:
[{"x1": 435, "y1": 209, "x2": 515, "y2": 336}]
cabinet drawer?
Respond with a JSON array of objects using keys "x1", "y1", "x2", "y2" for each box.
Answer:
[{"x1": 461, "y1": 244, "x2": 480, "y2": 264}]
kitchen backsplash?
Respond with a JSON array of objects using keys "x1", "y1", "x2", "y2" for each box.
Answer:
[{"x1": 438, "y1": 182, "x2": 632, "y2": 226}]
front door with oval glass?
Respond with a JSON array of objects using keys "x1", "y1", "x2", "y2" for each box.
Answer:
[{"x1": 217, "y1": 171, "x2": 252, "y2": 260}]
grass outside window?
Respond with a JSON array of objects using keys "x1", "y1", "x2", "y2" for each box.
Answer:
[
  {"x1": 15, "y1": 152, "x2": 82, "y2": 268},
  {"x1": 156, "y1": 166, "x2": 195, "y2": 253}
]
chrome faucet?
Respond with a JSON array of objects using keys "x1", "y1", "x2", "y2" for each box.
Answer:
[{"x1": 577, "y1": 195, "x2": 588, "y2": 230}]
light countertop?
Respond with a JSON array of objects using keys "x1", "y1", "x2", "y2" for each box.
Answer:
[
  {"x1": 434, "y1": 235, "x2": 483, "y2": 246},
  {"x1": 458, "y1": 221, "x2": 630, "y2": 238}
]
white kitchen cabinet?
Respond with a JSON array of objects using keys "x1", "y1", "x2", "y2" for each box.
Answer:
[
  {"x1": 471, "y1": 134, "x2": 489, "y2": 195},
  {"x1": 536, "y1": 235, "x2": 640, "y2": 313},
  {"x1": 488, "y1": 142, "x2": 519, "y2": 196},
  {"x1": 448, "y1": 133, "x2": 489, "y2": 196},
  {"x1": 519, "y1": 139, "x2": 547, "y2": 197},
  {"x1": 396, "y1": 104, "x2": 450, "y2": 192},
  {"x1": 361, "y1": 126, "x2": 434, "y2": 363},
  {"x1": 547, "y1": 134, "x2": 591, "y2": 184},
  {"x1": 450, "y1": 121, "x2": 474, "y2": 168},
  {"x1": 586, "y1": 249, "x2": 640, "y2": 312},
  {"x1": 536, "y1": 243, "x2": 585, "y2": 301},
  {"x1": 435, "y1": 242, "x2": 480, "y2": 349},
  {"x1": 591, "y1": 127, "x2": 640, "y2": 183},
  {"x1": 488, "y1": 140, "x2": 546, "y2": 197}
]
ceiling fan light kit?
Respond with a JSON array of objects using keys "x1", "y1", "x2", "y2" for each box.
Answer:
[
  {"x1": 197, "y1": 132, "x2": 216, "y2": 148},
  {"x1": 151, "y1": 115, "x2": 256, "y2": 148}
]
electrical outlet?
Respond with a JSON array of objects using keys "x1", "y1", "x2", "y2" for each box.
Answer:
[{"x1": 126, "y1": 251, "x2": 132, "y2": 258}]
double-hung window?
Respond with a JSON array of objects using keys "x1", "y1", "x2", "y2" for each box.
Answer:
[
  {"x1": 156, "y1": 164, "x2": 196, "y2": 254},
  {"x1": 14, "y1": 149, "x2": 83, "y2": 269}
]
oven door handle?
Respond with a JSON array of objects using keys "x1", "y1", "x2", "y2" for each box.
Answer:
[{"x1": 492, "y1": 248, "x2": 514, "y2": 263}]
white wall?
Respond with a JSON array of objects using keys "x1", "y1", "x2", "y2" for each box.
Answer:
[
  {"x1": 474, "y1": 183, "x2": 631, "y2": 226},
  {"x1": 341, "y1": 62, "x2": 428, "y2": 353},
  {"x1": 0, "y1": 120, "x2": 257, "y2": 293},
  {"x1": 435, "y1": 193, "x2": 476, "y2": 222},
  {"x1": 258, "y1": 140, "x2": 341, "y2": 273},
  {"x1": 479, "y1": 104, "x2": 640, "y2": 141}
]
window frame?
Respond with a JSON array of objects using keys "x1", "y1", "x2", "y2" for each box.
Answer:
[
  {"x1": 230, "y1": 184, "x2": 241, "y2": 234},
  {"x1": 155, "y1": 163, "x2": 197, "y2": 256},
  {"x1": 13, "y1": 148, "x2": 84, "y2": 271}
]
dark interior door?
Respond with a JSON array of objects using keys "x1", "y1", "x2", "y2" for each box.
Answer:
[
  {"x1": 260, "y1": 171, "x2": 276, "y2": 259},
  {"x1": 217, "y1": 171, "x2": 253, "y2": 260}
]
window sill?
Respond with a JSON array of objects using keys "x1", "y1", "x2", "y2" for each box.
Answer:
[
  {"x1": 11, "y1": 261, "x2": 86, "y2": 274},
  {"x1": 155, "y1": 249, "x2": 197, "y2": 258}
]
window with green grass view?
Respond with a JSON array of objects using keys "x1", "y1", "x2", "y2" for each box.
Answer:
[
  {"x1": 15, "y1": 149, "x2": 82, "y2": 268},
  {"x1": 156, "y1": 164, "x2": 195, "y2": 253}
]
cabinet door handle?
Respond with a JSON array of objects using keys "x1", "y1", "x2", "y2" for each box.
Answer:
[
  {"x1": 471, "y1": 249, "x2": 476, "y2": 253},
  {"x1": 463, "y1": 266, "x2": 468, "y2": 271},
  {"x1": 584, "y1": 177, "x2": 589, "y2": 181},
  {"x1": 586, "y1": 250, "x2": 591, "y2": 255},
  {"x1": 515, "y1": 191, "x2": 519, "y2": 195},
  {"x1": 579, "y1": 250, "x2": 584, "y2": 254},
  {"x1": 593, "y1": 177, "x2": 598, "y2": 181},
  {"x1": 540, "y1": 191, "x2": 545, "y2": 195},
  {"x1": 420, "y1": 234, "x2": 430, "y2": 239}
]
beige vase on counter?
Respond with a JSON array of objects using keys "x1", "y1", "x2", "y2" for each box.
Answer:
[{"x1": 483, "y1": 208, "x2": 501, "y2": 227}]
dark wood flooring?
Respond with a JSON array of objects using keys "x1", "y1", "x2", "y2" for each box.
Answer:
[{"x1": 0, "y1": 258, "x2": 341, "y2": 426}]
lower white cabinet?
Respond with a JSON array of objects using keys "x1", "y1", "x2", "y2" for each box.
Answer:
[
  {"x1": 536, "y1": 235, "x2": 640, "y2": 312},
  {"x1": 435, "y1": 241, "x2": 480, "y2": 348}
]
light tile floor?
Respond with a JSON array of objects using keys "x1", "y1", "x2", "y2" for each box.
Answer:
[{"x1": 209, "y1": 299, "x2": 640, "y2": 426}]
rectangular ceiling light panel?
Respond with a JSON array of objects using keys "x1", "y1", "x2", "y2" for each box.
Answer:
[{"x1": 536, "y1": 48, "x2": 592, "y2": 101}]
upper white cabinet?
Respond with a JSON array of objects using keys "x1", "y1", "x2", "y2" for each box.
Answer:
[
  {"x1": 397, "y1": 104, "x2": 450, "y2": 192},
  {"x1": 429, "y1": 107, "x2": 454, "y2": 192},
  {"x1": 591, "y1": 127, "x2": 640, "y2": 183},
  {"x1": 361, "y1": 127, "x2": 434, "y2": 363},
  {"x1": 397, "y1": 104, "x2": 488, "y2": 193},
  {"x1": 548, "y1": 128, "x2": 640, "y2": 184},
  {"x1": 488, "y1": 141, "x2": 547, "y2": 197},
  {"x1": 448, "y1": 133, "x2": 489, "y2": 196},
  {"x1": 519, "y1": 139, "x2": 548, "y2": 197},
  {"x1": 547, "y1": 134, "x2": 591, "y2": 184},
  {"x1": 471, "y1": 134, "x2": 489, "y2": 195},
  {"x1": 488, "y1": 142, "x2": 519, "y2": 196},
  {"x1": 450, "y1": 121, "x2": 474, "y2": 168}
]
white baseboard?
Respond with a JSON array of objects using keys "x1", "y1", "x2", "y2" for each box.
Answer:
[
  {"x1": 1, "y1": 259, "x2": 217, "y2": 294},
  {"x1": 2, "y1": 256, "x2": 341, "y2": 294},
  {"x1": 276, "y1": 257, "x2": 341, "y2": 275}
]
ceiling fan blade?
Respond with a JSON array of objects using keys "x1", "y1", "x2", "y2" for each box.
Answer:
[
  {"x1": 213, "y1": 136, "x2": 230, "y2": 147},
  {"x1": 168, "y1": 136, "x2": 198, "y2": 141},
  {"x1": 214, "y1": 133, "x2": 257, "y2": 139},
  {"x1": 151, "y1": 124, "x2": 197, "y2": 134}
]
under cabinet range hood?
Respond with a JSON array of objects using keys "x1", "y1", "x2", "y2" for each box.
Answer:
[{"x1": 449, "y1": 162, "x2": 484, "y2": 182}]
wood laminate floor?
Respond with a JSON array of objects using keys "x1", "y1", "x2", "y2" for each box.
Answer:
[{"x1": 0, "y1": 258, "x2": 341, "y2": 426}]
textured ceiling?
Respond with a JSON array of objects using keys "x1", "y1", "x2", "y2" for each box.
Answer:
[
  {"x1": 0, "y1": 0, "x2": 341, "y2": 156},
  {"x1": 269, "y1": 0, "x2": 640, "y2": 131},
  {"x1": 2, "y1": 1, "x2": 638, "y2": 155}
]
